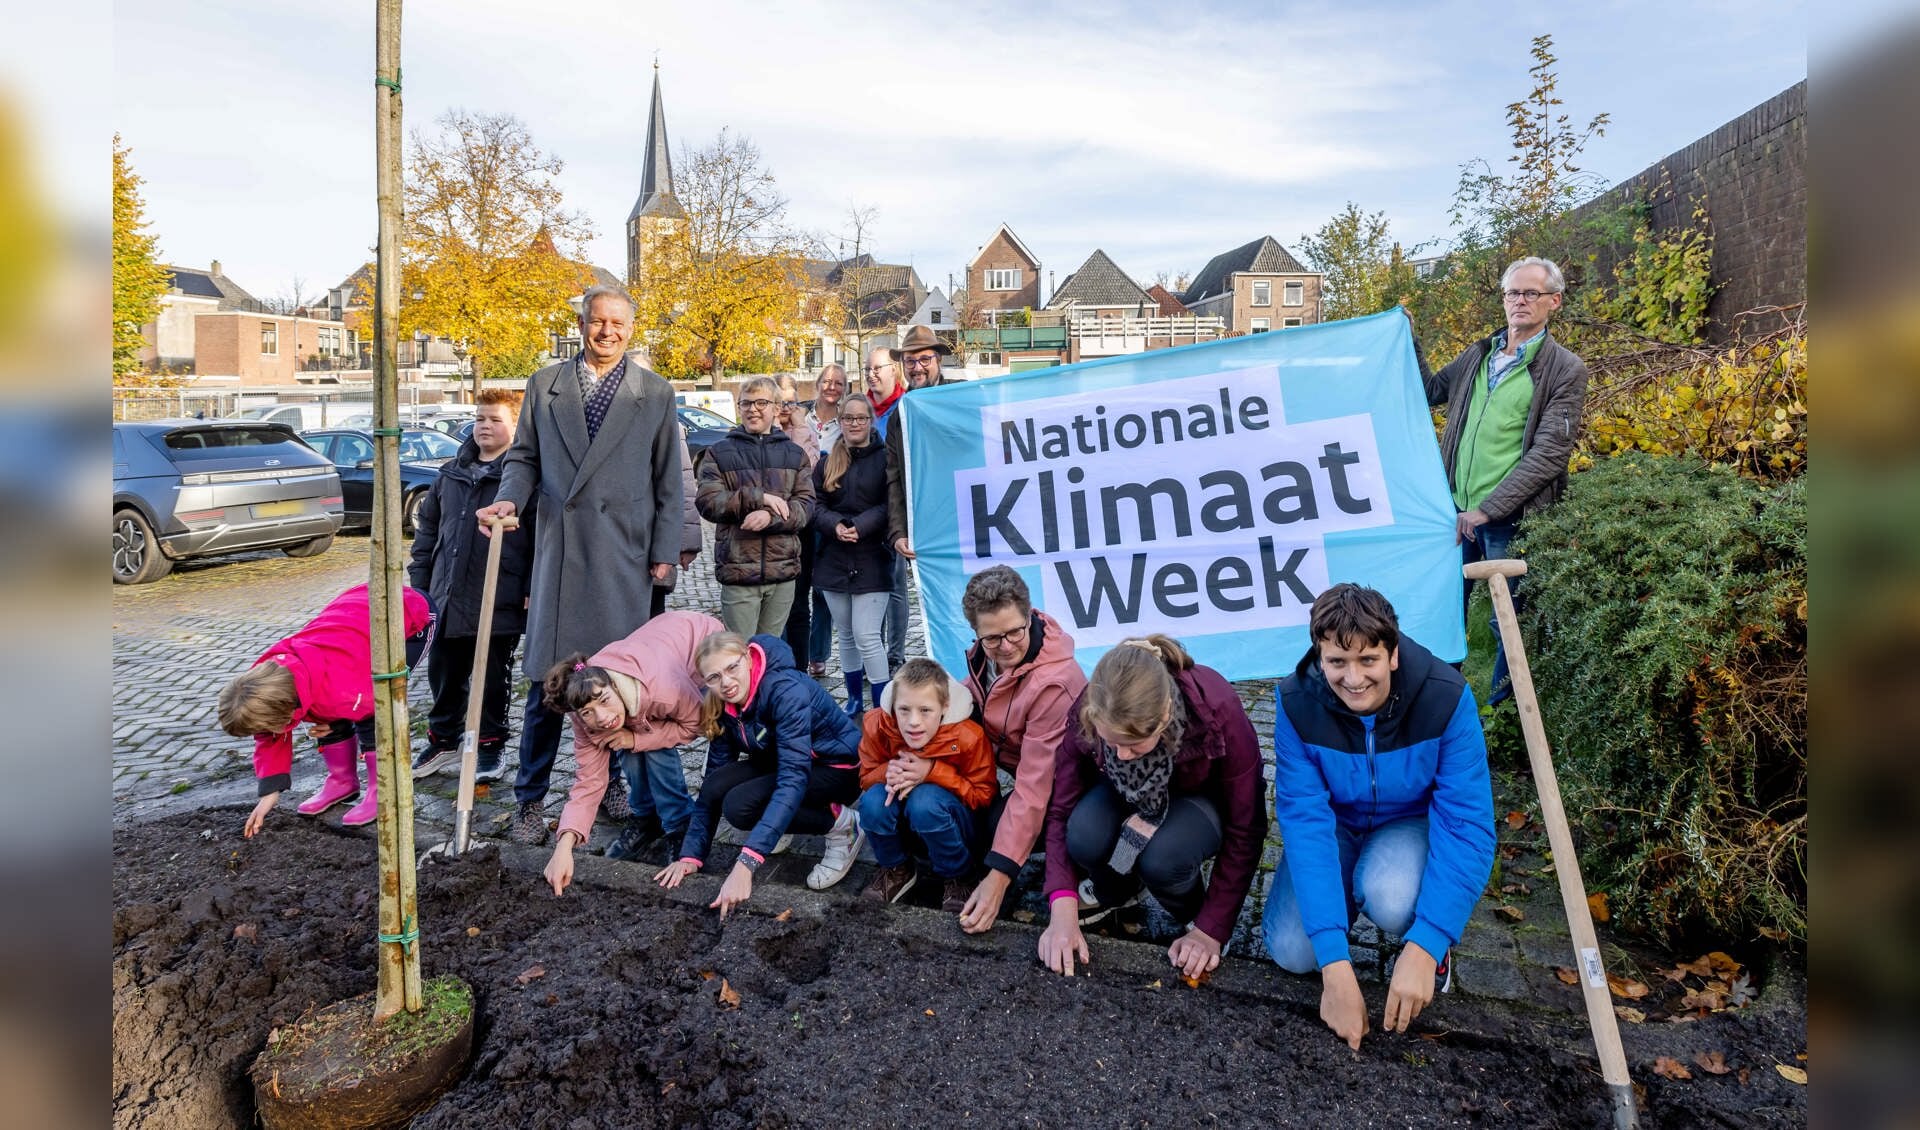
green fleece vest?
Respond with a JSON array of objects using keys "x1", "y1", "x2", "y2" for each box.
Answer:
[{"x1": 1451, "y1": 336, "x2": 1541, "y2": 512}]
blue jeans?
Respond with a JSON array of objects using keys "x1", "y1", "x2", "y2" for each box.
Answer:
[
  {"x1": 1262, "y1": 816, "x2": 1430, "y2": 974},
  {"x1": 884, "y1": 555, "x2": 909, "y2": 670},
  {"x1": 622, "y1": 747, "x2": 693, "y2": 833},
  {"x1": 858, "y1": 782, "x2": 978, "y2": 878},
  {"x1": 513, "y1": 680, "x2": 566, "y2": 806},
  {"x1": 1462, "y1": 518, "x2": 1519, "y2": 703}
]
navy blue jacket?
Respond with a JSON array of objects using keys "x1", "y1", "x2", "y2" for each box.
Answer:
[
  {"x1": 1273, "y1": 636, "x2": 1495, "y2": 968},
  {"x1": 407, "y1": 437, "x2": 533, "y2": 638},
  {"x1": 811, "y1": 439, "x2": 892, "y2": 594},
  {"x1": 679, "y1": 635, "x2": 861, "y2": 863}
]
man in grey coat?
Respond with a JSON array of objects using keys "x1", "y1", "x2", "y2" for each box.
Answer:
[{"x1": 477, "y1": 284, "x2": 684, "y2": 844}]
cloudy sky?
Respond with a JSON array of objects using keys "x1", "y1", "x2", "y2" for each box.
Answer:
[{"x1": 109, "y1": 0, "x2": 1805, "y2": 305}]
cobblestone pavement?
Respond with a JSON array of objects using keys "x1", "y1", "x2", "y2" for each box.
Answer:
[{"x1": 113, "y1": 528, "x2": 1570, "y2": 1004}]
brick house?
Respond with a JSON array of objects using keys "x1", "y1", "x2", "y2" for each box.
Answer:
[
  {"x1": 1181, "y1": 235, "x2": 1323, "y2": 333},
  {"x1": 139, "y1": 261, "x2": 265, "y2": 372},
  {"x1": 192, "y1": 310, "x2": 357, "y2": 386},
  {"x1": 964, "y1": 223, "x2": 1041, "y2": 323}
]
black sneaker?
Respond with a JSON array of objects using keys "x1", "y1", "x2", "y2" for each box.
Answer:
[
  {"x1": 604, "y1": 814, "x2": 663, "y2": 861},
  {"x1": 474, "y1": 742, "x2": 505, "y2": 783},
  {"x1": 410, "y1": 741, "x2": 459, "y2": 780},
  {"x1": 510, "y1": 800, "x2": 550, "y2": 846}
]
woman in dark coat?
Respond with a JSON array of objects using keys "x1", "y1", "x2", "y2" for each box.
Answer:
[{"x1": 809, "y1": 394, "x2": 894, "y2": 715}]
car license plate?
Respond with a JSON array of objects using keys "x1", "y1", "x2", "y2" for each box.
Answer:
[{"x1": 253, "y1": 500, "x2": 305, "y2": 518}]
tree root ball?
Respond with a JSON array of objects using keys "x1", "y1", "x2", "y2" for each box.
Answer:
[{"x1": 250, "y1": 975, "x2": 474, "y2": 1129}]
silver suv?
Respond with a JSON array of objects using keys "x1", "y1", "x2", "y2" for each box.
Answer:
[{"x1": 112, "y1": 419, "x2": 344, "y2": 584}]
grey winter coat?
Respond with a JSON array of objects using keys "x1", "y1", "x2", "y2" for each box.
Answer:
[
  {"x1": 496, "y1": 354, "x2": 684, "y2": 673},
  {"x1": 1420, "y1": 330, "x2": 1589, "y2": 523}
]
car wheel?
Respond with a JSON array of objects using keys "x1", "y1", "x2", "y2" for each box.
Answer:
[
  {"x1": 282, "y1": 533, "x2": 335, "y2": 558},
  {"x1": 403, "y1": 489, "x2": 425, "y2": 536},
  {"x1": 112, "y1": 508, "x2": 173, "y2": 585}
]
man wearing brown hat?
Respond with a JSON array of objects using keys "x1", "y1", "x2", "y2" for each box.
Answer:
[{"x1": 882, "y1": 324, "x2": 956, "y2": 669}]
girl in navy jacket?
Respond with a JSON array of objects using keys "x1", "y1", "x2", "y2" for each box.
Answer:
[{"x1": 655, "y1": 632, "x2": 865, "y2": 914}]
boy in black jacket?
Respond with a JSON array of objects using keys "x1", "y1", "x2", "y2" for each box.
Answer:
[{"x1": 407, "y1": 389, "x2": 535, "y2": 782}]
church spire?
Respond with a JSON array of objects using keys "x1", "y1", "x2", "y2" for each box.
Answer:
[{"x1": 627, "y1": 67, "x2": 684, "y2": 225}]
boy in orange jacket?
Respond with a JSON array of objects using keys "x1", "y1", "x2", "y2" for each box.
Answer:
[{"x1": 856, "y1": 658, "x2": 996, "y2": 913}]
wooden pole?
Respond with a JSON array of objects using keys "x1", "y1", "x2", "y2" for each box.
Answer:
[
  {"x1": 370, "y1": 0, "x2": 421, "y2": 1022},
  {"x1": 1465, "y1": 559, "x2": 1637, "y2": 1129}
]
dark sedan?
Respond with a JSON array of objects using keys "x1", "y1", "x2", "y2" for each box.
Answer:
[
  {"x1": 113, "y1": 419, "x2": 344, "y2": 584},
  {"x1": 677, "y1": 404, "x2": 734, "y2": 474},
  {"x1": 301, "y1": 428, "x2": 458, "y2": 534}
]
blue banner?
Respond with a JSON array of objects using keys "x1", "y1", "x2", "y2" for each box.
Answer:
[{"x1": 900, "y1": 310, "x2": 1464, "y2": 681}]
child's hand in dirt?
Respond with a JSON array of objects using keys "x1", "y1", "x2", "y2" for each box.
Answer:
[
  {"x1": 243, "y1": 793, "x2": 280, "y2": 838},
  {"x1": 1038, "y1": 901, "x2": 1090, "y2": 976},
  {"x1": 711, "y1": 861, "x2": 753, "y2": 919},
  {"x1": 545, "y1": 837, "x2": 577, "y2": 896},
  {"x1": 1168, "y1": 926, "x2": 1222, "y2": 980},
  {"x1": 1383, "y1": 941, "x2": 1438, "y2": 1033},
  {"x1": 1319, "y1": 961, "x2": 1370, "y2": 1050},
  {"x1": 959, "y1": 870, "x2": 1010, "y2": 934},
  {"x1": 654, "y1": 859, "x2": 699, "y2": 889}
]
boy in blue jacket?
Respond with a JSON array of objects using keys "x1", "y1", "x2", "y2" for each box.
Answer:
[{"x1": 1263, "y1": 583, "x2": 1495, "y2": 1050}]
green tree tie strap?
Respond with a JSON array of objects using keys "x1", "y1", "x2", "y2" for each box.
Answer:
[
  {"x1": 372, "y1": 427, "x2": 403, "y2": 437},
  {"x1": 375, "y1": 72, "x2": 401, "y2": 93},
  {"x1": 379, "y1": 915, "x2": 419, "y2": 953},
  {"x1": 373, "y1": 668, "x2": 410, "y2": 682}
]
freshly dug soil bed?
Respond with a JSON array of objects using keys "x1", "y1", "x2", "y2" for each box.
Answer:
[{"x1": 115, "y1": 809, "x2": 1806, "y2": 1128}]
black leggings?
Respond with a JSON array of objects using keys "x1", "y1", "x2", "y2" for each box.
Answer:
[
  {"x1": 699, "y1": 760, "x2": 859, "y2": 841},
  {"x1": 1066, "y1": 780, "x2": 1222, "y2": 924}
]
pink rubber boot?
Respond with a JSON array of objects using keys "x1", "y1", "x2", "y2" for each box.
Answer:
[
  {"x1": 297, "y1": 736, "x2": 362, "y2": 816},
  {"x1": 340, "y1": 747, "x2": 381, "y2": 827}
]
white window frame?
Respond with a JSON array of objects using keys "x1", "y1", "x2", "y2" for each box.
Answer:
[
  {"x1": 1283, "y1": 281, "x2": 1305, "y2": 307},
  {"x1": 1249, "y1": 317, "x2": 1271, "y2": 334},
  {"x1": 984, "y1": 268, "x2": 1022, "y2": 292},
  {"x1": 1251, "y1": 280, "x2": 1272, "y2": 307}
]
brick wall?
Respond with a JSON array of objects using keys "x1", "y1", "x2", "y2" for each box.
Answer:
[
  {"x1": 968, "y1": 230, "x2": 1041, "y2": 314},
  {"x1": 1574, "y1": 81, "x2": 1805, "y2": 340}
]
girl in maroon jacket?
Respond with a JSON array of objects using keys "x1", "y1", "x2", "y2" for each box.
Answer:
[{"x1": 1038, "y1": 634, "x2": 1267, "y2": 980}]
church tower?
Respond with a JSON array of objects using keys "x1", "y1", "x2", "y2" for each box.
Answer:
[{"x1": 626, "y1": 62, "x2": 686, "y2": 285}]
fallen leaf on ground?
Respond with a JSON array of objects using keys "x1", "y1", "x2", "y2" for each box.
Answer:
[
  {"x1": 232, "y1": 922, "x2": 258, "y2": 941},
  {"x1": 774, "y1": 908, "x2": 794, "y2": 922},
  {"x1": 1725, "y1": 972, "x2": 1757, "y2": 1008},
  {"x1": 466, "y1": 926, "x2": 481, "y2": 937},
  {"x1": 1757, "y1": 925, "x2": 1789, "y2": 942},
  {"x1": 1505, "y1": 811, "x2": 1528, "y2": 830},
  {"x1": 1492, "y1": 905, "x2": 1525, "y2": 923},
  {"x1": 1011, "y1": 909, "x2": 1035, "y2": 923},
  {"x1": 1653, "y1": 1057, "x2": 1693, "y2": 1080},
  {"x1": 1145, "y1": 979, "x2": 1163, "y2": 990},
  {"x1": 515, "y1": 963, "x2": 546, "y2": 986},
  {"x1": 1737, "y1": 1068, "x2": 1751, "y2": 1085},
  {"x1": 1607, "y1": 973, "x2": 1651, "y2": 999},
  {"x1": 923, "y1": 1009, "x2": 936, "y2": 1017},
  {"x1": 1692, "y1": 1051, "x2": 1731, "y2": 1075},
  {"x1": 717, "y1": 979, "x2": 741, "y2": 1008},
  {"x1": 698, "y1": 969, "x2": 716, "y2": 981},
  {"x1": 1555, "y1": 967, "x2": 1579, "y2": 985},
  {"x1": 1705, "y1": 951, "x2": 1742, "y2": 977},
  {"x1": 1587, "y1": 892, "x2": 1610, "y2": 921},
  {"x1": 1679, "y1": 986, "x2": 1728, "y2": 1011},
  {"x1": 280, "y1": 907, "x2": 301, "y2": 919},
  {"x1": 1614, "y1": 1007, "x2": 1647, "y2": 1024},
  {"x1": 1774, "y1": 1064, "x2": 1807, "y2": 1085},
  {"x1": 1672, "y1": 955, "x2": 1715, "y2": 978}
]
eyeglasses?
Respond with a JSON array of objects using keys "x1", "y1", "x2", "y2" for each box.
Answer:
[
  {"x1": 738, "y1": 398, "x2": 774, "y2": 410},
  {"x1": 864, "y1": 364, "x2": 894, "y2": 375},
  {"x1": 839, "y1": 414, "x2": 873, "y2": 423},
  {"x1": 779, "y1": 399, "x2": 798, "y2": 408},
  {"x1": 903, "y1": 354, "x2": 939, "y2": 368},
  {"x1": 701, "y1": 656, "x2": 747, "y2": 688},
  {"x1": 1502, "y1": 289, "x2": 1558, "y2": 302},
  {"x1": 975, "y1": 623, "x2": 1029, "y2": 650}
]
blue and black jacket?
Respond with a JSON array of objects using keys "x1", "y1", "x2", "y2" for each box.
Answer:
[
  {"x1": 1273, "y1": 636, "x2": 1496, "y2": 968},
  {"x1": 679, "y1": 635, "x2": 862, "y2": 864}
]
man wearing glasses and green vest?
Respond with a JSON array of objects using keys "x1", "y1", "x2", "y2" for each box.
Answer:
[{"x1": 1419, "y1": 256, "x2": 1589, "y2": 704}]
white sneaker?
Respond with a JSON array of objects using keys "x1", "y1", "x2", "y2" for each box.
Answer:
[
  {"x1": 806, "y1": 807, "x2": 864, "y2": 890},
  {"x1": 771, "y1": 834, "x2": 793, "y2": 855}
]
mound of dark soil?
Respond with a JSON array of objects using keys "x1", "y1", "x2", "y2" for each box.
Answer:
[{"x1": 114, "y1": 810, "x2": 1805, "y2": 1128}]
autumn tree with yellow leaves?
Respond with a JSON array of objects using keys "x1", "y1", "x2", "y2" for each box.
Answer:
[
  {"x1": 399, "y1": 110, "x2": 595, "y2": 398},
  {"x1": 632, "y1": 130, "x2": 810, "y2": 378},
  {"x1": 113, "y1": 135, "x2": 170, "y2": 380}
]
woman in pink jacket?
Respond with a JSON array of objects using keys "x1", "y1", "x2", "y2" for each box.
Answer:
[
  {"x1": 541, "y1": 610, "x2": 725, "y2": 895},
  {"x1": 218, "y1": 584, "x2": 435, "y2": 838}
]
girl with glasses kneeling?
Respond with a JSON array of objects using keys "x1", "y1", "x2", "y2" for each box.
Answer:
[{"x1": 655, "y1": 631, "x2": 867, "y2": 915}]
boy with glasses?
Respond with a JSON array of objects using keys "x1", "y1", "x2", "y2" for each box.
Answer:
[{"x1": 694, "y1": 376, "x2": 816, "y2": 637}]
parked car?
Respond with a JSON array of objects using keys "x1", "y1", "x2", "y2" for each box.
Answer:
[
  {"x1": 677, "y1": 404, "x2": 734, "y2": 473},
  {"x1": 300, "y1": 428, "x2": 457, "y2": 534},
  {"x1": 113, "y1": 419, "x2": 344, "y2": 585},
  {"x1": 675, "y1": 389, "x2": 736, "y2": 421},
  {"x1": 227, "y1": 402, "x2": 370, "y2": 431}
]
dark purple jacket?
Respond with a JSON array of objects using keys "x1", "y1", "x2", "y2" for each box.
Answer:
[{"x1": 1044, "y1": 663, "x2": 1267, "y2": 944}]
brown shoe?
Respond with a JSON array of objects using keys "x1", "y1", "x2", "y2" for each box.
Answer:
[
  {"x1": 861, "y1": 864, "x2": 918, "y2": 904},
  {"x1": 940, "y1": 877, "x2": 970, "y2": 915}
]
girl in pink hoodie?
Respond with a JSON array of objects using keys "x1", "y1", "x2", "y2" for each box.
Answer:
[
  {"x1": 541, "y1": 610, "x2": 725, "y2": 896},
  {"x1": 218, "y1": 584, "x2": 434, "y2": 838}
]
